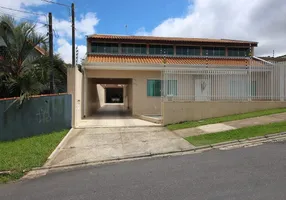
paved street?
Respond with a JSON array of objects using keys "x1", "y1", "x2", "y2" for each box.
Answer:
[{"x1": 1, "y1": 141, "x2": 285, "y2": 200}]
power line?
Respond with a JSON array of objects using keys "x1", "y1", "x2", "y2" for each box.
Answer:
[
  {"x1": 0, "y1": 5, "x2": 47, "y2": 17},
  {"x1": 0, "y1": 11, "x2": 48, "y2": 25},
  {"x1": 41, "y1": 0, "x2": 70, "y2": 7}
]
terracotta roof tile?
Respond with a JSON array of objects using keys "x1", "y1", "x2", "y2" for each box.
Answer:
[
  {"x1": 87, "y1": 54, "x2": 254, "y2": 66},
  {"x1": 88, "y1": 34, "x2": 258, "y2": 45}
]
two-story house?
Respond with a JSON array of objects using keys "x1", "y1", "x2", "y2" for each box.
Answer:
[{"x1": 75, "y1": 34, "x2": 260, "y2": 122}]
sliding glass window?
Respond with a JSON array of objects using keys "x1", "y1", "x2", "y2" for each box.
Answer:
[
  {"x1": 91, "y1": 43, "x2": 119, "y2": 54},
  {"x1": 147, "y1": 80, "x2": 161, "y2": 97},
  {"x1": 202, "y1": 47, "x2": 226, "y2": 56},
  {"x1": 228, "y1": 48, "x2": 250, "y2": 57},
  {"x1": 176, "y1": 46, "x2": 200, "y2": 56},
  {"x1": 149, "y1": 45, "x2": 174, "y2": 55},
  {"x1": 121, "y1": 44, "x2": 147, "y2": 54}
]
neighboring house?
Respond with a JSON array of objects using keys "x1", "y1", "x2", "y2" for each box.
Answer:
[
  {"x1": 0, "y1": 35, "x2": 46, "y2": 62},
  {"x1": 76, "y1": 34, "x2": 267, "y2": 119},
  {"x1": 259, "y1": 54, "x2": 286, "y2": 62}
]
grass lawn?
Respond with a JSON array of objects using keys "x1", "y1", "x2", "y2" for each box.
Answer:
[
  {"x1": 0, "y1": 130, "x2": 68, "y2": 183},
  {"x1": 167, "y1": 108, "x2": 286, "y2": 131},
  {"x1": 185, "y1": 121, "x2": 286, "y2": 146}
]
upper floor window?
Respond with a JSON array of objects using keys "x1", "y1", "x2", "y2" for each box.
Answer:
[
  {"x1": 202, "y1": 47, "x2": 226, "y2": 56},
  {"x1": 228, "y1": 48, "x2": 250, "y2": 57},
  {"x1": 176, "y1": 46, "x2": 200, "y2": 56},
  {"x1": 122, "y1": 44, "x2": 147, "y2": 54},
  {"x1": 91, "y1": 43, "x2": 119, "y2": 54},
  {"x1": 149, "y1": 45, "x2": 174, "y2": 55}
]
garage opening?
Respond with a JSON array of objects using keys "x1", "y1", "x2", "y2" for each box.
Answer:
[
  {"x1": 105, "y1": 88, "x2": 123, "y2": 103},
  {"x1": 85, "y1": 78, "x2": 133, "y2": 118}
]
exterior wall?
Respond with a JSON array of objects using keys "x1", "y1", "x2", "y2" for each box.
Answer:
[
  {"x1": 86, "y1": 80, "x2": 105, "y2": 116},
  {"x1": 0, "y1": 94, "x2": 72, "y2": 141},
  {"x1": 123, "y1": 85, "x2": 128, "y2": 108},
  {"x1": 87, "y1": 79, "x2": 97, "y2": 116},
  {"x1": 67, "y1": 68, "x2": 75, "y2": 126},
  {"x1": 163, "y1": 101, "x2": 286, "y2": 125},
  {"x1": 86, "y1": 69, "x2": 161, "y2": 115},
  {"x1": 128, "y1": 79, "x2": 133, "y2": 111},
  {"x1": 75, "y1": 67, "x2": 83, "y2": 126},
  {"x1": 97, "y1": 84, "x2": 105, "y2": 106}
]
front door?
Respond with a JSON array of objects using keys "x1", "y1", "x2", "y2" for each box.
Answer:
[{"x1": 195, "y1": 79, "x2": 210, "y2": 101}]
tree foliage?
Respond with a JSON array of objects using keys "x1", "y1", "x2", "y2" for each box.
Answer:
[{"x1": 0, "y1": 15, "x2": 67, "y2": 104}]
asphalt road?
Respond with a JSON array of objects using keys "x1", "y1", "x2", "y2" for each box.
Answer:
[{"x1": 0, "y1": 141, "x2": 285, "y2": 200}]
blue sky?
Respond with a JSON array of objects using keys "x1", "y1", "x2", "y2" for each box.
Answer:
[
  {"x1": 35, "y1": 0, "x2": 190, "y2": 46},
  {"x1": 0, "y1": 0, "x2": 285, "y2": 63}
]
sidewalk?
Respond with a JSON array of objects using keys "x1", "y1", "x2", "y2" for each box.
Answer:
[{"x1": 174, "y1": 113, "x2": 286, "y2": 138}]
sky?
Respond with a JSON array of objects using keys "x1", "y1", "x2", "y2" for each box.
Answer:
[{"x1": 0, "y1": 0, "x2": 285, "y2": 63}]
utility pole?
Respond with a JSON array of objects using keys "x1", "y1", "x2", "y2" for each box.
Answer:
[
  {"x1": 48, "y1": 12, "x2": 54, "y2": 93},
  {"x1": 72, "y1": 3, "x2": 75, "y2": 68}
]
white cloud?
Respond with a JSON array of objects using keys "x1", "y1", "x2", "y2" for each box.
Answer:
[
  {"x1": 76, "y1": 13, "x2": 99, "y2": 38},
  {"x1": 0, "y1": 0, "x2": 47, "y2": 18},
  {"x1": 137, "y1": 0, "x2": 286, "y2": 56},
  {"x1": 57, "y1": 38, "x2": 86, "y2": 64},
  {"x1": 0, "y1": 0, "x2": 46, "y2": 9},
  {"x1": 0, "y1": 1, "x2": 96, "y2": 64},
  {"x1": 51, "y1": 12, "x2": 99, "y2": 64},
  {"x1": 38, "y1": 12, "x2": 99, "y2": 39}
]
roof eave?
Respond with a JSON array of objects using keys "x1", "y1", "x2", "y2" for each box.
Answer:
[{"x1": 87, "y1": 34, "x2": 258, "y2": 46}]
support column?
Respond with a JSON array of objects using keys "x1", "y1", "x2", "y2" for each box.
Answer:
[
  {"x1": 83, "y1": 72, "x2": 88, "y2": 118},
  {"x1": 74, "y1": 68, "x2": 83, "y2": 127}
]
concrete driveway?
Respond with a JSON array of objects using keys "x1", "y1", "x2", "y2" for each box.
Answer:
[
  {"x1": 77, "y1": 104, "x2": 161, "y2": 128},
  {"x1": 45, "y1": 127, "x2": 193, "y2": 167}
]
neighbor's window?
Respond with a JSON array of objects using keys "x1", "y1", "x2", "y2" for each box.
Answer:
[
  {"x1": 147, "y1": 80, "x2": 161, "y2": 97},
  {"x1": 149, "y1": 45, "x2": 174, "y2": 55},
  {"x1": 228, "y1": 48, "x2": 250, "y2": 57},
  {"x1": 202, "y1": 47, "x2": 226, "y2": 56},
  {"x1": 91, "y1": 43, "x2": 119, "y2": 54},
  {"x1": 121, "y1": 44, "x2": 147, "y2": 54},
  {"x1": 176, "y1": 46, "x2": 200, "y2": 56}
]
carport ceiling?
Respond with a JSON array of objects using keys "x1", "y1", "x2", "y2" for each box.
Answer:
[{"x1": 92, "y1": 78, "x2": 130, "y2": 84}]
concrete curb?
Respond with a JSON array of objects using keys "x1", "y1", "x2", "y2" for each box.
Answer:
[
  {"x1": 27, "y1": 132, "x2": 286, "y2": 175},
  {"x1": 46, "y1": 128, "x2": 74, "y2": 162},
  {"x1": 75, "y1": 124, "x2": 163, "y2": 129}
]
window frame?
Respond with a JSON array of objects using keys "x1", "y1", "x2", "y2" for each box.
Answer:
[
  {"x1": 91, "y1": 42, "x2": 119, "y2": 54},
  {"x1": 202, "y1": 47, "x2": 226, "y2": 57},
  {"x1": 228, "y1": 47, "x2": 250, "y2": 57},
  {"x1": 147, "y1": 79, "x2": 162, "y2": 97},
  {"x1": 121, "y1": 43, "x2": 147, "y2": 55},
  {"x1": 149, "y1": 44, "x2": 174, "y2": 55},
  {"x1": 176, "y1": 46, "x2": 201, "y2": 56},
  {"x1": 147, "y1": 79, "x2": 178, "y2": 97}
]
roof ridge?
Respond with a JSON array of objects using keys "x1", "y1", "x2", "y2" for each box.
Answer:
[{"x1": 87, "y1": 34, "x2": 258, "y2": 44}]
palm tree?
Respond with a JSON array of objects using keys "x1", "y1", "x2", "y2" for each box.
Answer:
[
  {"x1": 0, "y1": 15, "x2": 47, "y2": 101},
  {"x1": 0, "y1": 15, "x2": 68, "y2": 104},
  {"x1": 33, "y1": 53, "x2": 68, "y2": 94}
]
